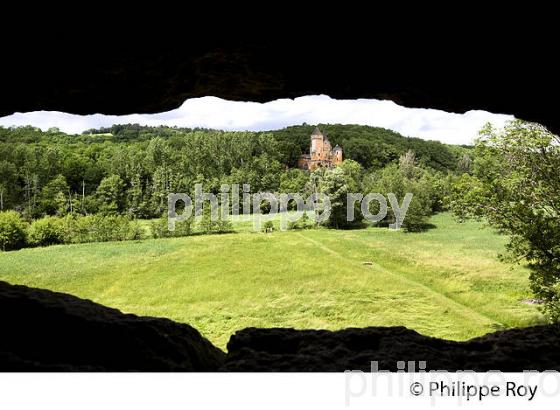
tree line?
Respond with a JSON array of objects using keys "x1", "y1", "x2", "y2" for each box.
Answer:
[{"x1": 0, "y1": 123, "x2": 469, "y2": 220}]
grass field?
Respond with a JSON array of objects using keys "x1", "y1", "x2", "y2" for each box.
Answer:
[{"x1": 0, "y1": 213, "x2": 543, "y2": 349}]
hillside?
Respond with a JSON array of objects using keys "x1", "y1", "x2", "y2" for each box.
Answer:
[
  {"x1": 0, "y1": 123, "x2": 470, "y2": 219},
  {"x1": 271, "y1": 123, "x2": 470, "y2": 171}
]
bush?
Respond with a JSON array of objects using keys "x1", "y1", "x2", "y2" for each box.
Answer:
[
  {"x1": 27, "y1": 216, "x2": 65, "y2": 246},
  {"x1": 287, "y1": 212, "x2": 313, "y2": 230},
  {"x1": 151, "y1": 215, "x2": 193, "y2": 238},
  {"x1": 198, "y1": 207, "x2": 233, "y2": 234},
  {"x1": 0, "y1": 211, "x2": 27, "y2": 251},
  {"x1": 62, "y1": 214, "x2": 144, "y2": 243},
  {"x1": 262, "y1": 220, "x2": 274, "y2": 232}
]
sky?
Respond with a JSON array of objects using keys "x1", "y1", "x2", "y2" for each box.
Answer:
[{"x1": 0, "y1": 95, "x2": 514, "y2": 145}]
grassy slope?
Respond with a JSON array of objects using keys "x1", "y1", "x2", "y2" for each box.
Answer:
[{"x1": 0, "y1": 213, "x2": 542, "y2": 349}]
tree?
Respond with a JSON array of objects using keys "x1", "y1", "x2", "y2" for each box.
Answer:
[
  {"x1": 0, "y1": 160, "x2": 17, "y2": 211},
  {"x1": 38, "y1": 174, "x2": 69, "y2": 216},
  {"x1": 151, "y1": 214, "x2": 193, "y2": 238},
  {"x1": 365, "y1": 162, "x2": 434, "y2": 231},
  {"x1": 450, "y1": 120, "x2": 560, "y2": 320},
  {"x1": 0, "y1": 211, "x2": 27, "y2": 251},
  {"x1": 399, "y1": 150, "x2": 419, "y2": 179},
  {"x1": 457, "y1": 153, "x2": 472, "y2": 174},
  {"x1": 318, "y1": 160, "x2": 363, "y2": 229},
  {"x1": 342, "y1": 138, "x2": 377, "y2": 169},
  {"x1": 279, "y1": 169, "x2": 308, "y2": 194},
  {"x1": 96, "y1": 174, "x2": 126, "y2": 215},
  {"x1": 280, "y1": 169, "x2": 310, "y2": 210}
]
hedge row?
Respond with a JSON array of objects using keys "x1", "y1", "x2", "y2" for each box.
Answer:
[
  {"x1": 0, "y1": 211, "x2": 228, "y2": 251},
  {"x1": 0, "y1": 211, "x2": 147, "y2": 250}
]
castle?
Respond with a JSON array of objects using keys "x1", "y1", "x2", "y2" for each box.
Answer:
[{"x1": 297, "y1": 127, "x2": 343, "y2": 171}]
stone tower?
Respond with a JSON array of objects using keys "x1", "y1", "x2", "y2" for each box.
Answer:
[
  {"x1": 298, "y1": 127, "x2": 343, "y2": 171},
  {"x1": 310, "y1": 126, "x2": 324, "y2": 160},
  {"x1": 332, "y1": 144, "x2": 343, "y2": 165}
]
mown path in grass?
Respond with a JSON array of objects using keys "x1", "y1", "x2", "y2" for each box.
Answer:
[
  {"x1": 0, "y1": 213, "x2": 542, "y2": 349},
  {"x1": 295, "y1": 232, "x2": 500, "y2": 326}
]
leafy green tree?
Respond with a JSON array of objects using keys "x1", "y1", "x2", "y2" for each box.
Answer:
[
  {"x1": 339, "y1": 159, "x2": 363, "y2": 192},
  {"x1": 342, "y1": 138, "x2": 377, "y2": 169},
  {"x1": 96, "y1": 174, "x2": 126, "y2": 215},
  {"x1": 279, "y1": 169, "x2": 308, "y2": 194},
  {"x1": 365, "y1": 163, "x2": 434, "y2": 231},
  {"x1": 288, "y1": 211, "x2": 312, "y2": 230},
  {"x1": 450, "y1": 120, "x2": 560, "y2": 320},
  {"x1": 0, "y1": 160, "x2": 18, "y2": 211},
  {"x1": 127, "y1": 171, "x2": 148, "y2": 218},
  {"x1": 0, "y1": 211, "x2": 27, "y2": 251},
  {"x1": 318, "y1": 162, "x2": 363, "y2": 229},
  {"x1": 279, "y1": 169, "x2": 309, "y2": 210},
  {"x1": 38, "y1": 174, "x2": 69, "y2": 216},
  {"x1": 430, "y1": 172, "x2": 457, "y2": 212}
]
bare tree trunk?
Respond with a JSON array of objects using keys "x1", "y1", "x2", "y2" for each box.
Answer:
[{"x1": 82, "y1": 180, "x2": 86, "y2": 214}]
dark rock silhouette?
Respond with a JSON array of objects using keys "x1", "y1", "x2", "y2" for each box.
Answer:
[
  {"x1": 224, "y1": 326, "x2": 560, "y2": 371},
  {"x1": 0, "y1": 281, "x2": 225, "y2": 371},
  {"x1": 1, "y1": 21, "x2": 559, "y2": 134},
  {"x1": 2, "y1": 281, "x2": 559, "y2": 371}
]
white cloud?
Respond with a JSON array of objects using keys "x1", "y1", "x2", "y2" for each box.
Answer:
[{"x1": 0, "y1": 95, "x2": 514, "y2": 145}]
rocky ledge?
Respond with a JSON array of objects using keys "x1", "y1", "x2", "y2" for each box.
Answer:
[
  {"x1": 224, "y1": 325, "x2": 560, "y2": 371},
  {"x1": 0, "y1": 281, "x2": 225, "y2": 371},
  {"x1": 1, "y1": 281, "x2": 559, "y2": 371}
]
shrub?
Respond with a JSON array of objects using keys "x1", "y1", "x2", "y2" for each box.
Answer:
[
  {"x1": 62, "y1": 214, "x2": 144, "y2": 243},
  {"x1": 262, "y1": 220, "x2": 274, "y2": 232},
  {"x1": 151, "y1": 215, "x2": 193, "y2": 238},
  {"x1": 27, "y1": 216, "x2": 65, "y2": 246},
  {"x1": 0, "y1": 211, "x2": 27, "y2": 251},
  {"x1": 198, "y1": 207, "x2": 233, "y2": 234},
  {"x1": 287, "y1": 212, "x2": 313, "y2": 230}
]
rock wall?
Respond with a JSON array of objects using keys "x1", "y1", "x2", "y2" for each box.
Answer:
[
  {"x1": 1, "y1": 24, "x2": 559, "y2": 134},
  {"x1": 0, "y1": 281, "x2": 225, "y2": 371},
  {"x1": 1, "y1": 281, "x2": 559, "y2": 371}
]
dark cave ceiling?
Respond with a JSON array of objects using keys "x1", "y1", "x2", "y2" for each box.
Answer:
[{"x1": 1, "y1": 15, "x2": 558, "y2": 134}]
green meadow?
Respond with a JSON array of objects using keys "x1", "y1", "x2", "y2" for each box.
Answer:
[{"x1": 0, "y1": 213, "x2": 543, "y2": 349}]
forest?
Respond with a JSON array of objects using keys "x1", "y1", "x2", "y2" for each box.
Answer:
[{"x1": 0, "y1": 123, "x2": 470, "y2": 220}]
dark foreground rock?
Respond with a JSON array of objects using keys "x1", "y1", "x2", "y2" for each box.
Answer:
[
  {"x1": 223, "y1": 326, "x2": 560, "y2": 372},
  {"x1": 0, "y1": 281, "x2": 225, "y2": 371},
  {"x1": 2, "y1": 280, "x2": 560, "y2": 371}
]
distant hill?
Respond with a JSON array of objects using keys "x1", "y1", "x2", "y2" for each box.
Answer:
[
  {"x1": 0, "y1": 123, "x2": 471, "y2": 216},
  {"x1": 80, "y1": 123, "x2": 470, "y2": 172},
  {"x1": 1, "y1": 123, "x2": 470, "y2": 173},
  {"x1": 272, "y1": 124, "x2": 470, "y2": 171}
]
